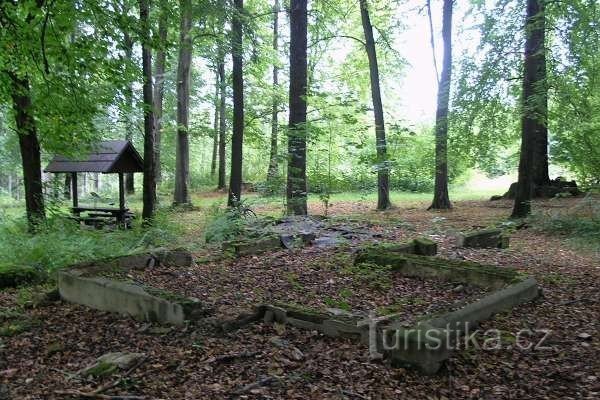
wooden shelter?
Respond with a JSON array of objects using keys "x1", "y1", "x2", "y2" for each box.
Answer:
[{"x1": 45, "y1": 140, "x2": 143, "y2": 226}]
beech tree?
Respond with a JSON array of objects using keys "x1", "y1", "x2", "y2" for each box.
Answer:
[
  {"x1": 174, "y1": 0, "x2": 193, "y2": 205},
  {"x1": 287, "y1": 0, "x2": 309, "y2": 215},
  {"x1": 139, "y1": 0, "x2": 157, "y2": 221},
  {"x1": 122, "y1": 28, "x2": 136, "y2": 195},
  {"x1": 228, "y1": 0, "x2": 244, "y2": 206},
  {"x1": 266, "y1": 0, "x2": 280, "y2": 185},
  {"x1": 211, "y1": 68, "x2": 219, "y2": 177},
  {"x1": 359, "y1": 0, "x2": 391, "y2": 211},
  {"x1": 217, "y1": 55, "x2": 227, "y2": 190},
  {"x1": 10, "y1": 73, "x2": 45, "y2": 229},
  {"x1": 512, "y1": 0, "x2": 546, "y2": 218},
  {"x1": 154, "y1": 0, "x2": 170, "y2": 185},
  {"x1": 428, "y1": 0, "x2": 453, "y2": 210}
]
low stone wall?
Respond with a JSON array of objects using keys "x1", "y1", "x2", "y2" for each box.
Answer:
[
  {"x1": 58, "y1": 249, "x2": 205, "y2": 325},
  {"x1": 242, "y1": 239, "x2": 540, "y2": 374}
]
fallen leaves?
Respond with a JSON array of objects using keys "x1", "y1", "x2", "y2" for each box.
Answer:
[{"x1": 0, "y1": 198, "x2": 599, "y2": 399}]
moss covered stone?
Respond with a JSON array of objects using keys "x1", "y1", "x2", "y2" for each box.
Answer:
[
  {"x1": 355, "y1": 251, "x2": 521, "y2": 289},
  {"x1": 355, "y1": 238, "x2": 438, "y2": 265},
  {"x1": 222, "y1": 235, "x2": 282, "y2": 257},
  {"x1": 458, "y1": 229, "x2": 510, "y2": 249}
]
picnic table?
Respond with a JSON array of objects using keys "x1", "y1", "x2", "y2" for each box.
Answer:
[{"x1": 71, "y1": 206, "x2": 134, "y2": 228}]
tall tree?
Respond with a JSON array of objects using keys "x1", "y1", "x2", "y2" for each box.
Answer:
[
  {"x1": 211, "y1": 67, "x2": 219, "y2": 177},
  {"x1": 266, "y1": 0, "x2": 280, "y2": 184},
  {"x1": 139, "y1": 0, "x2": 157, "y2": 221},
  {"x1": 123, "y1": 30, "x2": 136, "y2": 194},
  {"x1": 173, "y1": 0, "x2": 193, "y2": 205},
  {"x1": 512, "y1": 0, "x2": 545, "y2": 218},
  {"x1": 359, "y1": 0, "x2": 391, "y2": 211},
  {"x1": 287, "y1": 0, "x2": 308, "y2": 215},
  {"x1": 217, "y1": 56, "x2": 227, "y2": 190},
  {"x1": 228, "y1": 0, "x2": 244, "y2": 206},
  {"x1": 530, "y1": 2, "x2": 549, "y2": 187},
  {"x1": 428, "y1": 0, "x2": 453, "y2": 210},
  {"x1": 10, "y1": 74, "x2": 45, "y2": 230},
  {"x1": 154, "y1": 0, "x2": 169, "y2": 185}
]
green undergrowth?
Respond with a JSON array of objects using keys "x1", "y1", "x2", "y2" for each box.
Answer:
[{"x1": 0, "y1": 211, "x2": 183, "y2": 287}]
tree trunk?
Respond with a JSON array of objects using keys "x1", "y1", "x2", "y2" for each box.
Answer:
[
  {"x1": 228, "y1": 0, "x2": 244, "y2": 207},
  {"x1": 217, "y1": 57, "x2": 227, "y2": 190},
  {"x1": 9, "y1": 73, "x2": 45, "y2": 230},
  {"x1": 139, "y1": 0, "x2": 156, "y2": 221},
  {"x1": 266, "y1": 0, "x2": 280, "y2": 184},
  {"x1": 174, "y1": 0, "x2": 193, "y2": 205},
  {"x1": 359, "y1": 0, "x2": 391, "y2": 211},
  {"x1": 211, "y1": 67, "x2": 219, "y2": 177},
  {"x1": 287, "y1": 0, "x2": 308, "y2": 215},
  {"x1": 530, "y1": 1, "x2": 549, "y2": 187},
  {"x1": 154, "y1": 0, "x2": 169, "y2": 185},
  {"x1": 512, "y1": 0, "x2": 545, "y2": 218},
  {"x1": 123, "y1": 31, "x2": 135, "y2": 195},
  {"x1": 428, "y1": 0, "x2": 452, "y2": 210}
]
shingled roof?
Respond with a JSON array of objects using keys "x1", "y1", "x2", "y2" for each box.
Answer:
[{"x1": 45, "y1": 140, "x2": 144, "y2": 173}]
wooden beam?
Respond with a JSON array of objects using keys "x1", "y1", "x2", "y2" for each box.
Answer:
[
  {"x1": 71, "y1": 172, "x2": 78, "y2": 210},
  {"x1": 118, "y1": 172, "x2": 125, "y2": 211}
]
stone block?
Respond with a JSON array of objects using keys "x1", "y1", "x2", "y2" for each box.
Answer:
[
  {"x1": 458, "y1": 229, "x2": 509, "y2": 249},
  {"x1": 413, "y1": 237, "x2": 438, "y2": 256},
  {"x1": 223, "y1": 236, "x2": 282, "y2": 256}
]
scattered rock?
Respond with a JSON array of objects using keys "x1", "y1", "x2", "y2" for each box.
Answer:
[
  {"x1": 578, "y1": 332, "x2": 592, "y2": 340},
  {"x1": 452, "y1": 285, "x2": 465, "y2": 293},
  {"x1": 80, "y1": 352, "x2": 145, "y2": 377}
]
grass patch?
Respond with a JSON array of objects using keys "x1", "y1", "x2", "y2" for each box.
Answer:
[{"x1": 0, "y1": 211, "x2": 184, "y2": 276}]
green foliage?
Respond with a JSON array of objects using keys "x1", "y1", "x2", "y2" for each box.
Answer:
[
  {"x1": 203, "y1": 200, "x2": 256, "y2": 243},
  {"x1": 0, "y1": 211, "x2": 181, "y2": 273}
]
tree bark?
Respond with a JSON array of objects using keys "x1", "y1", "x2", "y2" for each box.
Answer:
[
  {"x1": 429, "y1": 0, "x2": 452, "y2": 210},
  {"x1": 512, "y1": 0, "x2": 545, "y2": 218},
  {"x1": 211, "y1": 67, "x2": 219, "y2": 177},
  {"x1": 266, "y1": 0, "x2": 280, "y2": 184},
  {"x1": 123, "y1": 31, "x2": 135, "y2": 194},
  {"x1": 530, "y1": 1, "x2": 549, "y2": 187},
  {"x1": 174, "y1": 0, "x2": 193, "y2": 205},
  {"x1": 9, "y1": 73, "x2": 45, "y2": 230},
  {"x1": 228, "y1": 0, "x2": 244, "y2": 207},
  {"x1": 359, "y1": 0, "x2": 391, "y2": 211},
  {"x1": 154, "y1": 0, "x2": 169, "y2": 185},
  {"x1": 217, "y1": 56, "x2": 227, "y2": 190},
  {"x1": 287, "y1": 0, "x2": 308, "y2": 215},
  {"x1": 139, "y1": 0, "x2": 156, "y2": 221}
]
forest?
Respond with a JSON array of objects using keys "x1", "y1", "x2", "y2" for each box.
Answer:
[{"x1": 0, "y1": 0, "x2": 599, "y2": 399}]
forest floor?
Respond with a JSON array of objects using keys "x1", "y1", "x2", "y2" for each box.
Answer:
[{"x1": 1, "y1": 195, "x2": 599, "y2": 399}]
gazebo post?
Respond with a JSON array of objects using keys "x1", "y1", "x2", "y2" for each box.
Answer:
[
  {"x1": 71, "y1": 172, "x2": 79, "y2": 215},
  {"x1": 118, "y1": 172, "x2": 125, "y2": 211}
]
